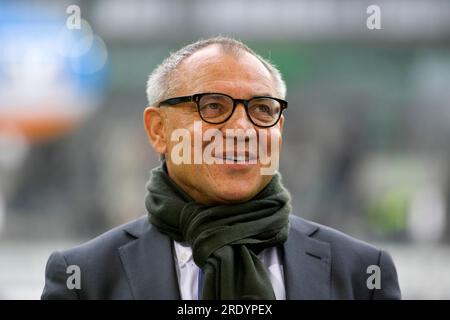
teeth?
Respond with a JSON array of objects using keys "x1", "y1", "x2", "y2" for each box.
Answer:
[{"x1": 224, "y1": 155, "x2": 250, "y2": 161}]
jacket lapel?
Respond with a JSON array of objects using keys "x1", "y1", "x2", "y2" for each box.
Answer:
[
  {"x1": 118, "y1": 218, "x2": 181, "y2": 299},
  {"x1": 283, "y1": 217, "x2": 332, "y2": 299}
]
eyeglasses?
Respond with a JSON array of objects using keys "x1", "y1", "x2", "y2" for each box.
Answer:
[{"x1": 158, "y1": 92, "x2": 288, "y2": 128}]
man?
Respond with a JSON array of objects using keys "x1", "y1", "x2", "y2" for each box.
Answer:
[{"x1": 42, "y1": 36, "x2": 401, "y2": 300}]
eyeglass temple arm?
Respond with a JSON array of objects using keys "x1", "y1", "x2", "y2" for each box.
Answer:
[{"x1": 159, "y1": 95, "x2": 193, "y2": 107}]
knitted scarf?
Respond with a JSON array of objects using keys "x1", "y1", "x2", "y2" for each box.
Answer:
[{"x1": 145, "y1": 162, "x2": 291, "y2": 300}]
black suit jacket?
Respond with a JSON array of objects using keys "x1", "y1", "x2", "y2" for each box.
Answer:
[{"x1": 41, "y1": 215, "x2": 401, "y2": 299}]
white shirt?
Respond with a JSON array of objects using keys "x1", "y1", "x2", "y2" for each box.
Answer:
[{"x1": 173, "y1": 240, "x2": 286, "y2": 300}]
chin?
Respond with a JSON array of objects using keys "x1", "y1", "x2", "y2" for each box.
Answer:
[
  {"x1": 205, "y1": 169, "x2": 270, "y2": 203},
  {"x1": 216, "y1": 193, "x2": 254, "y2": 204},
  {"x1": 211, "y1": 185, "x2": 259, "y2": 204}
]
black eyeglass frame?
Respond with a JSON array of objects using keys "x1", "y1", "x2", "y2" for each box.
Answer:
[{"x1": 158, "y1": 92, "x2": 288, "y2": 128}]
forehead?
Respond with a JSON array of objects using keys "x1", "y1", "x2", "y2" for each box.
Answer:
[{"x1": 175, "y1": 45, "x2": 277, "y2": 97}]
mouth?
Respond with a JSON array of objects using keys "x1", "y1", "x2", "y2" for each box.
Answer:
[{"x1": 213, "y1": 151, "x2": 258, "y2": 164}]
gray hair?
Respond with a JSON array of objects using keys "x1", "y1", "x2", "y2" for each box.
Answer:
[{"x1": 146, "y1": 36, "x2": 287, "y2": 106}]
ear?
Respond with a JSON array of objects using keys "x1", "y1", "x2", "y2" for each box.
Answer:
[
  {"x1": 278, "y1": 114, "x2": 284, "y2": 133},
  {"x1": 143, "y1": 106, "x2": 168, "y2": 155},
  {"x1": 276, "y1": 114, "x2": 284, "y2": 151}
]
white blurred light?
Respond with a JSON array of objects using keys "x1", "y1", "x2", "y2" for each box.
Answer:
[
  {"x1": 408, "y1": 184, "x2": 447, "y2": 243},
  {"x1": 57, "y1": 19, "x2": 94, "y2": 58},
  {"x1": 70, "y1": 35, "x2": 108, "y2": 75}
]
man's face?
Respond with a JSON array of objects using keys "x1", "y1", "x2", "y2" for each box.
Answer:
[{"x1": 146, "y1": 45, "x2": 284, "y2": 205}]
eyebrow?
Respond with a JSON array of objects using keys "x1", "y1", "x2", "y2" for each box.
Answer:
[
  {"x1": 194, "y1": 92, "x2": 276, "y2": 99},
  {"x1": 251, "y1": 93, "x2": 274, "y2": 98}
]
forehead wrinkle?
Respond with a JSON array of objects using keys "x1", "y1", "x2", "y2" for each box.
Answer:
[
  {"x1": 174, "y1": 45, "x2": 276, "y2": 97},
  {"x1": 192, "y1": 55, "x2": 273, "y2": 84}
]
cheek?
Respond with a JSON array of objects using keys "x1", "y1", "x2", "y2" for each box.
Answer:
[
  {"x1": 165, "y1": 114, "x2": 198, "y2": 152},
  {"x1": 271, "y1": 128, "x2": 283, "y2": 151},
  {"x1": 257, "y1": 127, "x2": 282, "y2": 156}
]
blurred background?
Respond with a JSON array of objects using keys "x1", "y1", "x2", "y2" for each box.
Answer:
[{"x1": 1, "y1": 0, "x2": 449, "y2": 299}]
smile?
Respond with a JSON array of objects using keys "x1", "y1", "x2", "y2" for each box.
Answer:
[{"x1": 170, "y1": 121, "x2": 280, "y2": 175}]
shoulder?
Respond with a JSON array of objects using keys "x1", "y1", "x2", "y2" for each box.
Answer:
[
  {"x1": 41, "y1": 215, "x2": 153, "y2": 299},
  {"x1": 58, "y1": 215, "x2": 150, "y2": 262},
  {"x1": 46, "y1": 215, "x2": 151, "y2": 282},
  {"x1": 288, "y1": 215, "x2": 401, "y2": 299},
  {"x1": 289, "y1": 214, "x2": 381, "y2": 259}
]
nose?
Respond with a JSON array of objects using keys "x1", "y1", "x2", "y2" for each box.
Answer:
[{"x1": 224, "y1": 102, "x2": 254, "y2": 130}]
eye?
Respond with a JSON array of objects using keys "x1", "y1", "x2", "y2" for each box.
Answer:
[
  {"x1": 204, "y1": 103, "x2": 222, "y2": 110},
  {"x1": 248, "y1": 99, "x2": 281, "y2": 124},
  {"x1": 255, "y1": 104, "x2": 272, "y2": 115},
  {"x1": 200, "y1": 103, "x2": 225, "y2": 112},
  {"x1": 200, "y1": 102, "x2": 227, "y2": 118}
]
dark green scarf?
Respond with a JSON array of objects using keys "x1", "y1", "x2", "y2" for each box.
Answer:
[{"x1": 145, "y1": 162, "x2": 291, "y2": 300}]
